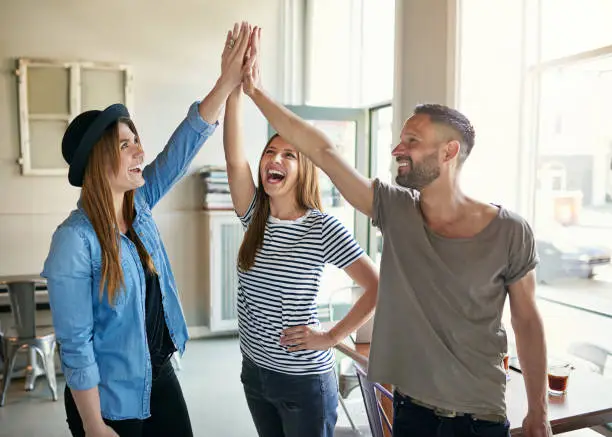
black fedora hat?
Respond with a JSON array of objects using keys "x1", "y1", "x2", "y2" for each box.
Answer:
[{"x1": 62, "y1": 103, "x2": 131, "y2": 187}]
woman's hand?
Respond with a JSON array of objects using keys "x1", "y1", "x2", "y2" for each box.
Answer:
[
  {"x1": 85, "y1": 422, "x2": 119, "y2": 437},
  {"x1": 242, "y1": 26, "x2": 262, "y2": 96},
  {"x1": 220, "y1": 22, "x2": 251, "y2": 90},
  {"x1": 280, "y1": 325, "x2": 336, "y2": 352},
  {"x1": 198, "y1": 22, "x2": 251, "y2": 123}
]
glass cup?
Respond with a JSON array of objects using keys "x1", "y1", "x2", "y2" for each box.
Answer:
[
  {"x1": 503, "y1": 354, "x2": 510, "y2": 380},
  {"x1": 548, "y1": 361, "x2": 572, "y2": 396}
]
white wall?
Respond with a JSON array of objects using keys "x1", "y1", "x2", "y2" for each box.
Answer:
[{"x1": 0, "y1": 0, "x2": 283, "y2": 326}]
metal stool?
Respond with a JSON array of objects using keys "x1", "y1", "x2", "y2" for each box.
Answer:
[{"x1": 0, "y1": 276, "x2": 58, "y2": 406}]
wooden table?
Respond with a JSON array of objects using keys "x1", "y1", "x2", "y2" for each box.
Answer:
[
  {"x1": 0, "y1": 275, "x2": 49, "y2": 391},
  {"x1": 507, "y1": 369, "x2": 612, "y2": 435},
  {"x1": 334, "y1": 338, "x2": 612, "y2": 435}
]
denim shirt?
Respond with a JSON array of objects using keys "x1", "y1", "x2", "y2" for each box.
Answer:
[{"x1": 42, "y1": 102, "x2": 216, "y2": 420}]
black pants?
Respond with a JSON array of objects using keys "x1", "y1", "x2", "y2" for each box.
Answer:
[
  {"x1": 393, "y1": 391, "x2": 510, "y2": 437},
  {"x1": 65, "y1": 361, "x2": 193, "y2": 437}
]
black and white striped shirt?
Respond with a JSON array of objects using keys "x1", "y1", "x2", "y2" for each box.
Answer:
[{"x1": 237, "y1": 196, "x2": 364, "y2": 375}]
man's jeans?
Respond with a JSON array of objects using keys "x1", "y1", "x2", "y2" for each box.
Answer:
[{"x1": 393, "y1": 390, "x2": 510, "y2": 437}]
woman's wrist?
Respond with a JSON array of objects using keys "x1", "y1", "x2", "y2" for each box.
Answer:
[
  {"x1": 215, "y1": 75, "x2": 238, "y2": 98},
  {"x1": 83, "y1": 417, "x2": 106, "y2": 433},
  {"x1": 228, "y1": 85, "x2": 243, "y2": 101}
]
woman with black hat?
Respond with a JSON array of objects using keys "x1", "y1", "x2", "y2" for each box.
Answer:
[{"x1": 42, "y1": 22, "x2": 252, "y2": 437}]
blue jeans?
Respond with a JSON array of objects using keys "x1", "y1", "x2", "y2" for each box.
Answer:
[
  {"x1": 240, "y1": 356, "x2": 338, "y2": 437},
  {"x1": 393, "y1": 391, "x2": 510, "y2": 437}
]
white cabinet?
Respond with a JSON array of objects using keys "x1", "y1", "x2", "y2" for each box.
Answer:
[{"x1": 199, "y1": 210, "x2": 244, "y2": 333}]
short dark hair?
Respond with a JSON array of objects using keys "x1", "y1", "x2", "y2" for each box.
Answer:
[{"x1": 414, "y1": 104, "x2": 475, "y2": 164}]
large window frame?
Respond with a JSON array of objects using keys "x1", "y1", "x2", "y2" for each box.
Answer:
[
  {"x1": 302, "y1": 0, "x2": 395, "y2": 108},
  {"x1": 519, "y1": 1, "x2": 612, "y2": 355}
]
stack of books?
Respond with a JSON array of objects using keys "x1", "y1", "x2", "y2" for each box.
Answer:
[{"x1": 199, "y1": 165, "x2": 233, "y2": 210}]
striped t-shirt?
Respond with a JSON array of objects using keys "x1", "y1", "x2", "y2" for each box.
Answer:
[{"x1": 236, "y1": 196, "x2": 364, "y2": 375}]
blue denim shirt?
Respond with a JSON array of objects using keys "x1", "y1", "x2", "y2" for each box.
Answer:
[{"x1": 42, "y1": 102, "x2": 216, "y2": 420}]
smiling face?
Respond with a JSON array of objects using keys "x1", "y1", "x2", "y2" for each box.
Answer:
[
  {"x1": 392, "y1": 114, "x2": 444, "y2": 190},
  {"x1": 258, "y1": 136, "x2": 300, "y2": 199},
  {"x1": 107, "y1": 120, "x2": 145, "y2": 194}
]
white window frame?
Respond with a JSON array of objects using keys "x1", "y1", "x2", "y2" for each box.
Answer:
[
  {"x1": 303, "y1": 0, "x2": 397, "y2": 108},
  {"x1": 521, "y1": 1, "x2": 612, "y2": 224},
  {"x1": 15, "y1": 58, "x2": 133, "y2": 176},
  {"x1": 280, "y1": 0, "x2": 307, "y2": 104}
]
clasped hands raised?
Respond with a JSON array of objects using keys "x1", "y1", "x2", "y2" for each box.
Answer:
[{"x1": 219, "y1": 21, "x2": 263, "y2": 97}]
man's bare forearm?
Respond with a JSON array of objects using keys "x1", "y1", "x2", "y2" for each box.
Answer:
[{"x1": 513, "y1": 315, "x2": 548, "y2": 415}]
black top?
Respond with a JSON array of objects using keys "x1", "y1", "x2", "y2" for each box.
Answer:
[
  {"x1": 143, "y1": 268, "x2": 176, "y2": 376},
  {"x1": 127, "y1": 232, "x2": 176, "y2": 376}
]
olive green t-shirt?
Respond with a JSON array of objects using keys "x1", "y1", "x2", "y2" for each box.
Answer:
[{"x1": 368, "y1": 179, "x2": 538, "y2": 416}]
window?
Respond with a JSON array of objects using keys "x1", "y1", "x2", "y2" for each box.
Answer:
[
  {"x1": 459, "y1": 0, "x2": 612, "y2": 376},
  {"x1": 305, "y1": 0, "x2": 395, "y2": 107},
  {"x1": 16, "y1": 58, "x2": 133, "y2": 175}
]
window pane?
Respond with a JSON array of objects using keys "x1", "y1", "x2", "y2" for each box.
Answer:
[
  {"x1": 370, "y1": 105, "x2": 393, "y2": 266},
  {"x1": 29, "y1": 119, "x2": 68, "y2": 169},
  {"x1": 306, "y1": 0, "x2": 354, "y2": 107},
  {"x1": 306, "y1": 0, "x2": 394, "y2": 107},
  {"x1": 372, "y1": 106, "x2": 393, "y2": 184},
  {"x1": 540, "y1": 0, "x2": 612, "y2": 62},
  {"x1": 27, "y1": 67, "x2": 69, "y2": 115},
  {"x1": 361, "y1": 0, "x2": 394, "y2": 105},
  {"x1": 533, "y1": 56, "x2": 612, "y2": 368},
  {"x1": 308, "y1": 119, "x2": 356, "y2": 231},
  {"x1": 459, "y1": 0, "x2": 612, "y2": 373},
  {"x1": 82, "y1": 69, "x2": 125, "y2": 110}
]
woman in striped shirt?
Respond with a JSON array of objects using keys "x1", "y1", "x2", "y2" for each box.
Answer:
[{"x1": 222, "y1": 25, "x2": 379, "y2": 437}]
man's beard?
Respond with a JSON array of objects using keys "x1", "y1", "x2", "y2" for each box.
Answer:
[{"x1": 395, "y1": 153, "x2": 440, "y2": 191}]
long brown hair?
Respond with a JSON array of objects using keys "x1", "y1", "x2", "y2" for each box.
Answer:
[
  {"x1": 81, "y1": 118, "x2": 155, "y2": 304},
  {"x1": 237, "y1": 134, "x2": 323, "y2": 271}
]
